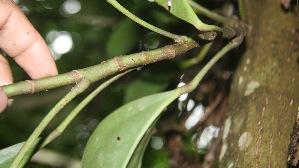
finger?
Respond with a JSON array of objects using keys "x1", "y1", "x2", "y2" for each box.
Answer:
[
  {"x1": 0, "y1": 0, "x2": 58, "y2": 79},
  {"x1": 0, "y1": 88, "x2": 8, "y2": 113},
  {"x1": 0, "y1": 53, "x2": 13, "y2": 86},
  {"x1": 0, "y1": 53, "x2": 13, "y2": 113}
]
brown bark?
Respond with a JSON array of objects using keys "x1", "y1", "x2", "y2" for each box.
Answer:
[{"x1": 220, "y1": 0, "x2": 299, "y2": 167}]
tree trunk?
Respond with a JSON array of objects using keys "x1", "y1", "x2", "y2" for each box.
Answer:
[{"x1": 220, "y1": 0, "x2": 298, "y2": 167}]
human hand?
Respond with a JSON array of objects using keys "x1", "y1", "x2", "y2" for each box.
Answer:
[{"x1": 0, "y1": 0, "x2": 58, "y2": 112}]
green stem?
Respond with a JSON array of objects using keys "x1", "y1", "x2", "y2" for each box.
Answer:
[
  {"x1": 106, "y1": 0, "x2": 184, "y2": 42},
  {"x1": 2, "y1": 40, "x2": 198, "y2": 97},
  {"x1": 10, "y1": 79, "x2": 90, "y2": 168},
  {"x1": 180, "y1": 42, "x2": 213, "y2": 69},
  {"x1": 41, "y1": 70, "x2": 132, "y2": 147},
  {"x1": 238, "y1": 0, "x2": 245, "y2": 20},
  {"x1": 188, "y1": 0, "x2": 227, "y2": 23}
]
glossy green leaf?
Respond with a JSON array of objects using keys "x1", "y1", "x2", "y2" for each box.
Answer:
[
  {"x1": 82, "y1": 89, "x2": 183, "y2": 168},
  {"x1": 155, "y1": 0, "x2": 220, "y2": 31},
  {"x1": 124, "y1": 65, "x2": 176, "y2": 103},
  {"x1": 127, "y1": 121, "x2": 156, "y2": 168},
  {"x1": 106, "y1": 18, "x2": 139, "y2": 58},
  {"x1": 124, "y1": 78, "x2": 167, "y2": 103},
  {"x1": 0, "y1": 139, "x2": 41, "y2": 168}
]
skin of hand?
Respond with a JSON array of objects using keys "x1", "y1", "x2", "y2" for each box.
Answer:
[{"x1": 0, "y1": 0, "x2": 58, "y2": 112}]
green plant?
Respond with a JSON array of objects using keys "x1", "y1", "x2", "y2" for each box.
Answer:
[{"x1": 0, "y1": 0, "x2": 247, "y2": 167}]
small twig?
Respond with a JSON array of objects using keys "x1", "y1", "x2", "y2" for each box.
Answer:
[{"x1": 10, "y1": 78, "x2": 90, "y2": 168}]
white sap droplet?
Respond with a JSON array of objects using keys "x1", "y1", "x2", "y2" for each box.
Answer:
[
  {"x1": 178, "y1": 101, "x2": 184, "y2": 112},
  {"x1": 186, "y1": 99, "x2": 195, "y2": 111},
  {"x1": 178, "y1": 93, "x2": 188, "y2": 101},
  {"x1": 196, "y1": 125, "x2": 220, "y2": 150},
  {"x1": 177, "y1": 82, "x2": 185, "y2": 88},
  {"x1": 197, "y1": 128, "x2": 213, "y2": 149},
  {"x1": 209, "y1": 125, "x2": 220, "y2": 138},
  {"x1": 185, "y1": 104, "x2": 204, "y2": 130},
  {"x1": 167, "y1": 0, "x2": 172, "y2": 7},
  {"x1": 177, "y1": 82, "x2": 188, "y2": 101}
]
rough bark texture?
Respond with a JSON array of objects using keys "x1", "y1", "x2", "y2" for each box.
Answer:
[{"x1": 220, "y1": 0, "x2": 298, "y2": 167}]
